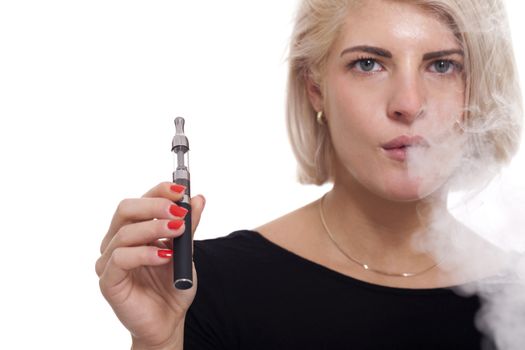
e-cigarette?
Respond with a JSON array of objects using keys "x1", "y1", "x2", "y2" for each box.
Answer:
[{"x1": 171, "y1": 117, "x2": 193, "y2": 290}]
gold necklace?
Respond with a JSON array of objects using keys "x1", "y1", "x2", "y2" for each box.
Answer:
[{"x1": 318, "y1": 194, "x2": 441, "y2": 278}]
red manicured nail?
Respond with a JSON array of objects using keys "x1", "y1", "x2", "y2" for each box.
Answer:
[
  {"x1": 168, "y1": 220, "x2": 184, "y2": 230},
  {"x1": 170, "y1": 205, "x2": 188, "y2": 218},
  {"x1": 157, "y1": 249, "x2": 173, "y2": 258},
  {"x1": 170, "y1": 184, "x2": 186, "y2": 193}
]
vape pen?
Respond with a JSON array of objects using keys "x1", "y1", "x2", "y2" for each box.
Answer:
[{"x1": 171, "y1": 117, "x2": 193, "y2": 290}]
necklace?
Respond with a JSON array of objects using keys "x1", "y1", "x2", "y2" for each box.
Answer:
[{"x1": 318, "y1": 194, "x2": 441, "y2": 278}]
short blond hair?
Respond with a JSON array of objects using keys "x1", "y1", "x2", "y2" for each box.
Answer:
[{"x1": 286, "y1": 0, "x2": 523, "y2": 186}]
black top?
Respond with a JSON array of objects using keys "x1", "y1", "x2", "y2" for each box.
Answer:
[{"x1": 184, "y1": 230, "x2": 496, "y2": 349}]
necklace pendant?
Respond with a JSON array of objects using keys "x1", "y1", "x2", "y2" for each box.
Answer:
[{"x1": 319, "y1": 194, "x2": 441, "y2": 279}]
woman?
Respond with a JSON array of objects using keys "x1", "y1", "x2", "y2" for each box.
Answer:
[{"x1": 96, "y1": 0, "x2": 522, "y2": 349}]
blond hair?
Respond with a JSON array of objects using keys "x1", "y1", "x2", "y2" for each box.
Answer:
[{"x1": 286, "y1": 0, "x2": 523, "y2": 187}]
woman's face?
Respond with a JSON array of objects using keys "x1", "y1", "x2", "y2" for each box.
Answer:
[{"x1": 310, "y1": 0, "x2": 466, "y2": 201}]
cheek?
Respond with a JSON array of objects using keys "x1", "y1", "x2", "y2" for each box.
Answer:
[
  {"x1": 426, "y1": 80, "x2": 465, "y2": 122},
  {"x1": 439, "y1": 93, "x2": 464, "y2": 121},
  {"x1": 326, "y1": 75, "x2": 384, "y2": 136},
  {"x1": 326, "y1": 85, "x2": 376, "y2": 167},
  {"x1": 326, "y1": 78, "x2": 390, "y2": 188}
]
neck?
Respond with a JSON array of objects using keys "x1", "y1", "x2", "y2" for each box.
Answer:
[{"x1": 323, "y1": 177, "x2": 450, "y2": 273}]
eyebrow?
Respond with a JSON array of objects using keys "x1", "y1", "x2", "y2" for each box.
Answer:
[
  {"x1": 422, "y1": 49, "x2": 464, "y2": 60},
  {"x1": 340, "y1": 45, "x2": 392, "y2": 58},
  {"x1": 340, "y1": 45, "x2": 464, "y2": 60}
]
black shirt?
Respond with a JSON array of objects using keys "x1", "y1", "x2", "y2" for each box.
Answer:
[{"x1": 184, "y1": 230, "x2": 496, "y2": 349}]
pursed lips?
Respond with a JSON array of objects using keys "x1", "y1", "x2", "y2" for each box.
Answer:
[{"x1": 381, "y1": 135, "x2": 429, "y2": 161}]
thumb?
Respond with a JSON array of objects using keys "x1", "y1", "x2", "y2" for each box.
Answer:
[{"x1": 190, "y1": 194, "x2": 206, "y2": 238}]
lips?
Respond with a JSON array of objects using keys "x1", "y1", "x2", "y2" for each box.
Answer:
[
  {"x1": 381, "y1": 135, "x2": 429, "y2": 150},
  {"x1": 381, "y1": 135, "x2": 429, "y2": 161}
]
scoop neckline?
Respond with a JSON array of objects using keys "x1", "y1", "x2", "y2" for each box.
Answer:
[{"x1": 241, "y1": 229, "x2": 486, "y2": 296}]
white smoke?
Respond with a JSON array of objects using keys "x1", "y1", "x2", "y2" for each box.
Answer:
[
  {"x1": 449, "y1": 172, "x2": 525, "y2": 350},
  {"x1": 405, "y1": 102, "x2": 525, "y2": 349},
  {"x1": 387, "y1": 1, "x2": 524, "y2": 348}
]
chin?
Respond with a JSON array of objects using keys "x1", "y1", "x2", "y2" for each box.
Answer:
[
  {"x1": 380, "y1": 187, "x2": 424, "y2": 202},
  {"x1": 376, "y1": 176, "x2": 447, "y2": 203}
]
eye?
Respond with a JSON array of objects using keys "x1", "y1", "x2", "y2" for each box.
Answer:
[
  {"x1": 429, "y1": 60, "x2": 462, "y2": 74},
  {"x1": 347, "y1": 57, "x2": 383, "y2": 73}
]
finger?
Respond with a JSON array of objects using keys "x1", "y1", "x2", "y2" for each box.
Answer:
[
  {"x1": 96, "y1": 219, "x2": 185, "y2": 277},
  {"x1": 98, "y1": 246, "x2": 173, "y2": 296},
  {"x1": 142, "y1": 181, "x2": 187, "y2": 201},
  {"x1": 150, "y1": 238, "x2": 171, "y2": 250},
  {"x1": 190, "y1": 195, "x2": 206, "y2": 239},
  {"x1": 145, "y1": 195, "x2": 206, "y2": 249},
  {"x1": 101, "y1": 197, "x2": 189, "y2": 254},
  {"x1": 100, "y1": 181, "x2": 186, "y2": 253}
]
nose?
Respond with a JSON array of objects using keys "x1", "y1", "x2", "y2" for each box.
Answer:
[{"x1": 386, "y1": 71, "x2": 425, "y2": 124}]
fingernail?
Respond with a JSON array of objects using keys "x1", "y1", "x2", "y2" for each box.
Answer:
[
  {"x1": 170, "y1": 205, "x2": 188, "y2": 218},
  {"x1": 170, "y1": 184, "x2": 186, "y2": 193},
  {"x1": 168, "y1": 220, "x2": 184, "y2": 230},
  {"x1": 157, "y1": 249, "x2": 173, "y2": 258}
]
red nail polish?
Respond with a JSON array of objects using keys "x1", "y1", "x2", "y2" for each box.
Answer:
[
  {"x1": 168, "y1": 220, "x2": 184, "y2": 230},
  {"x1": 170, "y1": 205, "x2": 188, "y2": 218},
  {"x1": 157, "y1": 249, "x2": 173, "y2": 258},
  {"x1": 170, "y1": 184, "x2": 186, "y2": 193}
]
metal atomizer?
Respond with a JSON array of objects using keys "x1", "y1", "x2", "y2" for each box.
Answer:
[{"x1": 171, "y1": 117, "x2": 193, "y2": 290}]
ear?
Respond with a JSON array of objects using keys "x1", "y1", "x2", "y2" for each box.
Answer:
[{"x1": 305, "y1": 71, "x2": 324, "y2": 112}]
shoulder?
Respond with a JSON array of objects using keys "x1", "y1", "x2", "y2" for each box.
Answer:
[
  {"x1": 193, "y1": 229, "x2": 272, "y2": 264},
  {"x1": 254, "y1": 199, "x2": 325, "y2": 257},
  {"x1": 194, "y1": 229, "x2": 259, "y2": 252},
  {"x1": 186, "y1": 232, "x2": 261, "y2": 349},
  {"x1": 193, "y1": 198, "x2": 321, "y2": 267},
  {"x1": 192, "y1": 230, "x2": 288, "y2": 281}
]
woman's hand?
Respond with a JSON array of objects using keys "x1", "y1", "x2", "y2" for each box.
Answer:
[{"x1": 95, "y1": 182, "x2": 205, "y2": 349}]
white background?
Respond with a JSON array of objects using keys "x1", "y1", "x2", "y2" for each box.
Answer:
[{"x1": 0, "y1": 1, "x2": 523, "y2": 349}]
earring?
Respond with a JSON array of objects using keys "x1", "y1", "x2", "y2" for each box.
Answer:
[{"x1": 316, "y1": 111, "x2": 326, "y2": 125}]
